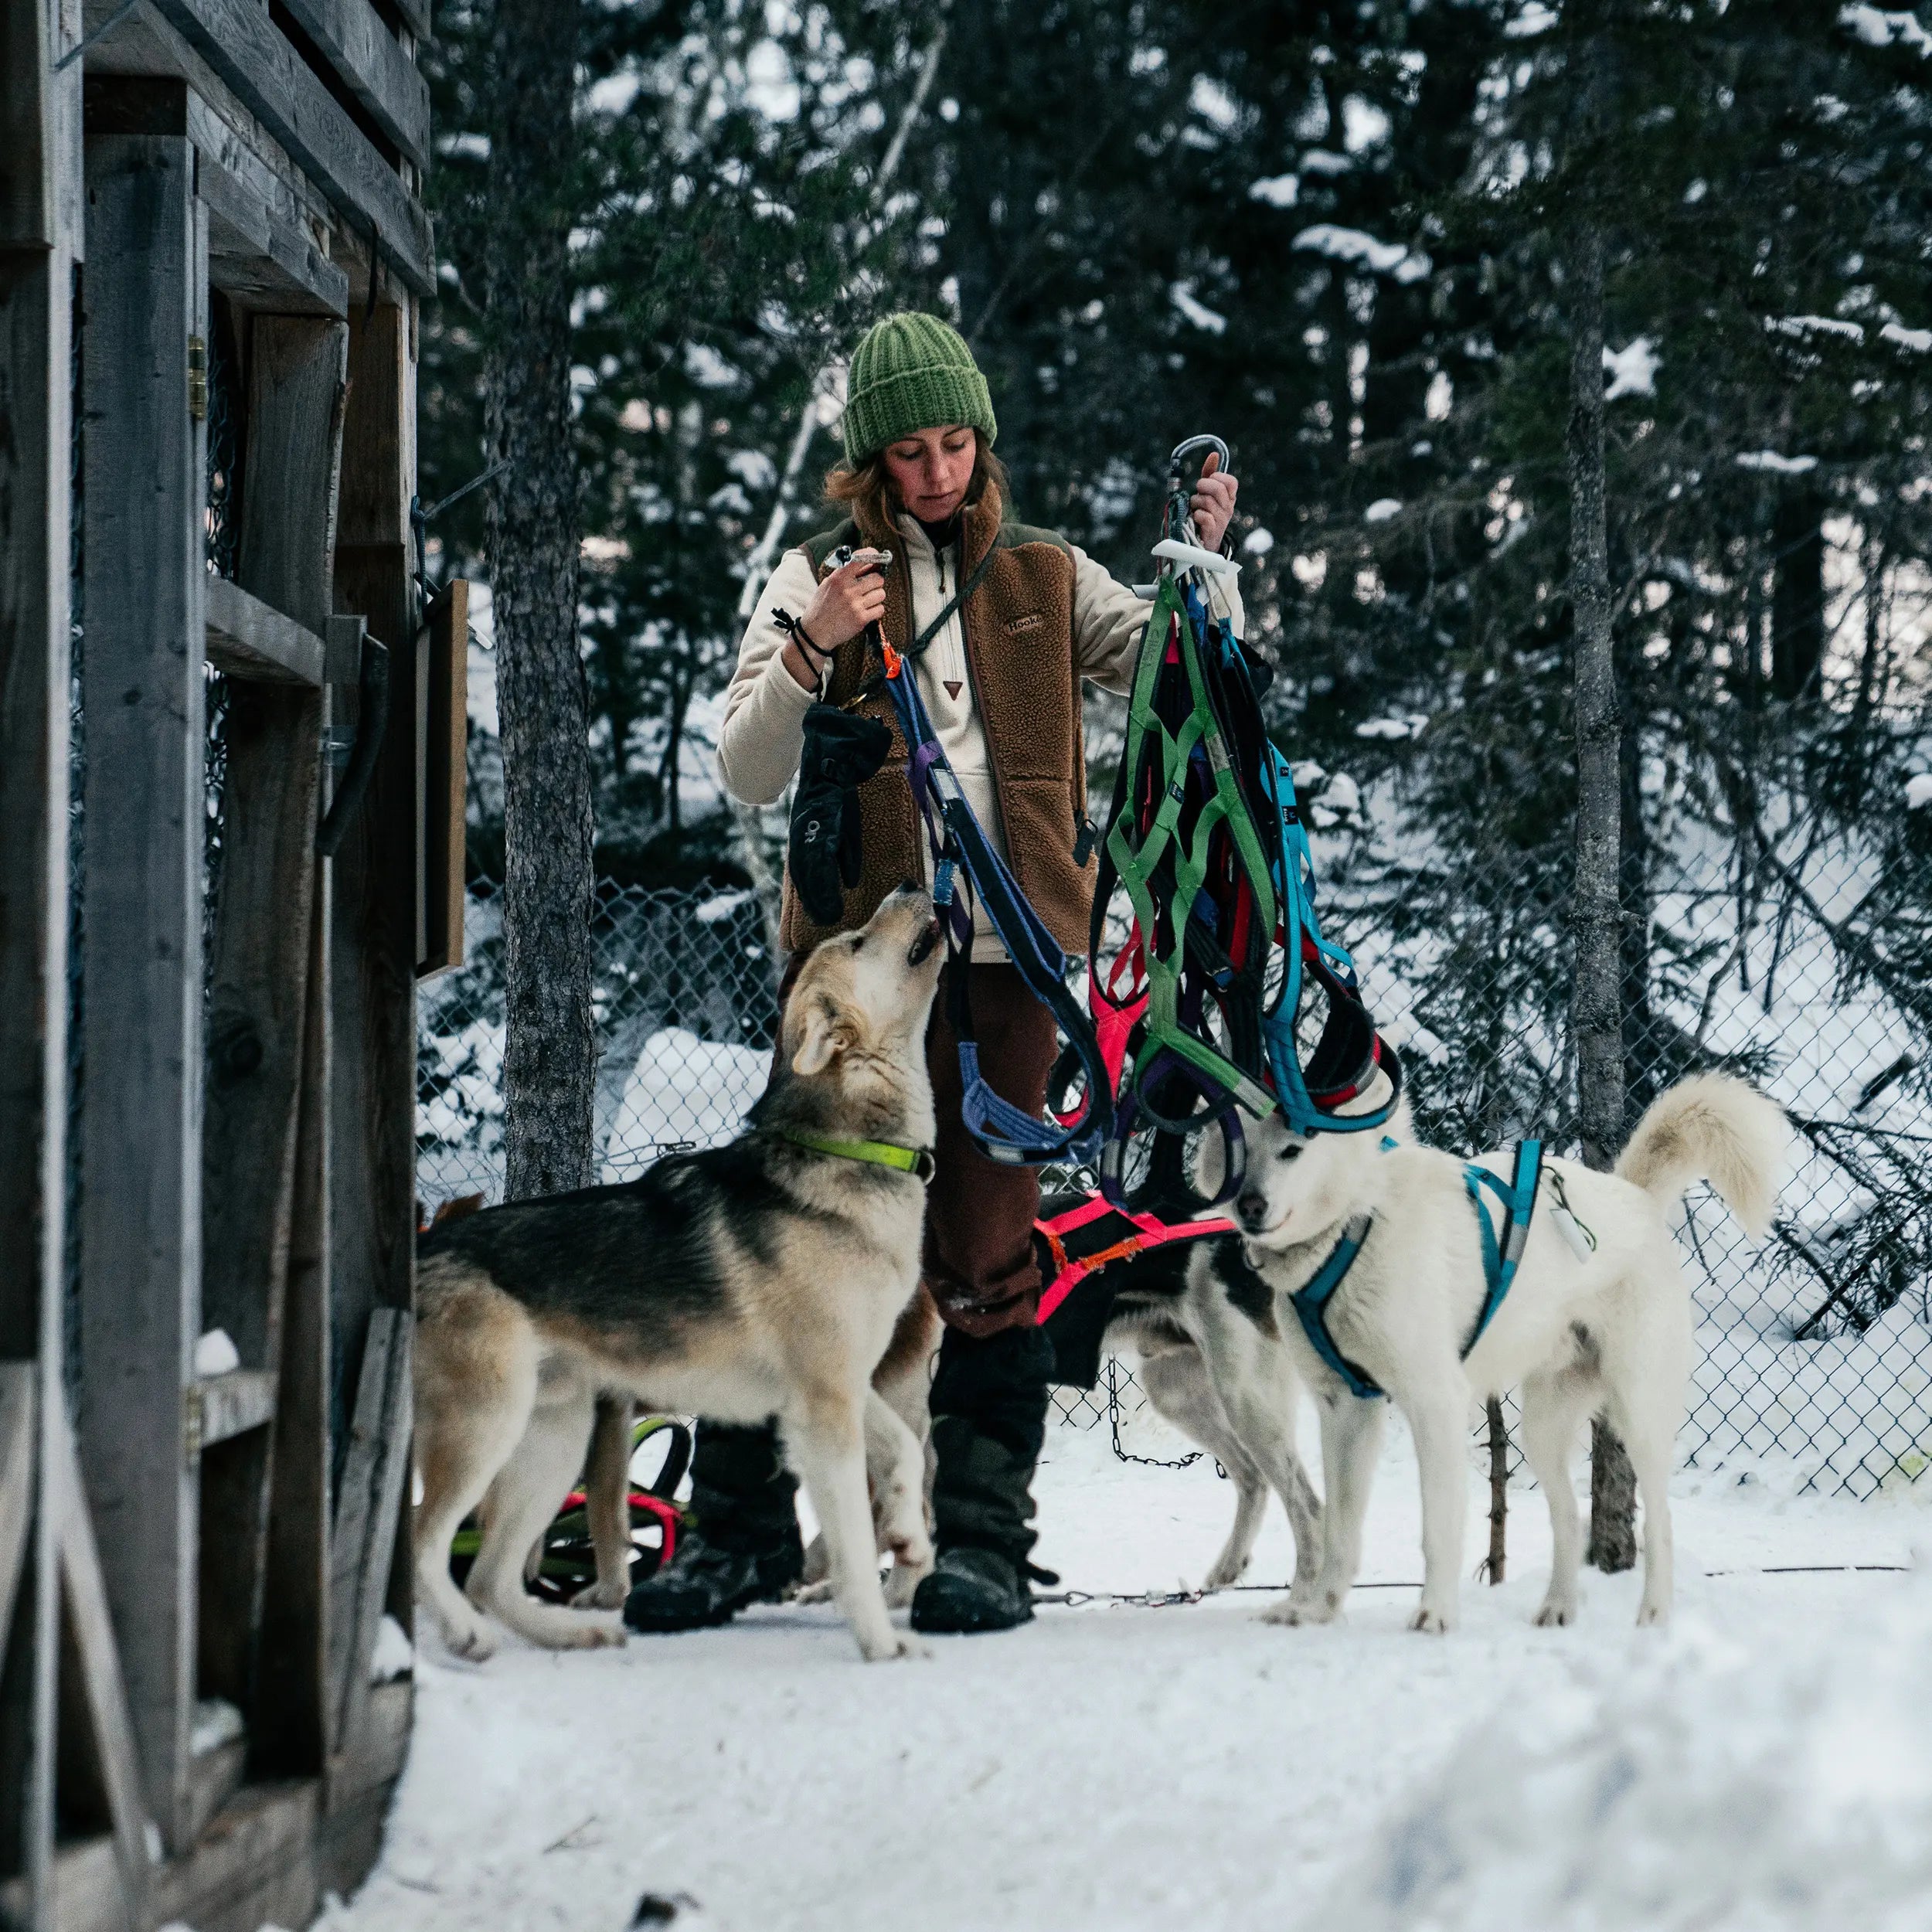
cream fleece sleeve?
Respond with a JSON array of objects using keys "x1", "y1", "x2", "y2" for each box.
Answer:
[
  {"x1": 1070, "y1": 543, "x2": 1248, "y2": 696},
  {"x1": 715, "y1": 547, "x2": 826, "y2": 807}
]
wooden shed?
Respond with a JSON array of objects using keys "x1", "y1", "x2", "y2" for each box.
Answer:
[{"x1": 2, "y1": 2, "x2": 457, "y2": 1925}]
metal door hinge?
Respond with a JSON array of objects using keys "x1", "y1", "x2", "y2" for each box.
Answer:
[
  {"x1": 188, "y1": 335, "x2": 208, "y2": 422},
  {"x1": 184, "y1": 1383, "x2": 204, "y2": 1464}
]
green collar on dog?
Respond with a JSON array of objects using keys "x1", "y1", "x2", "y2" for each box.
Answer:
[{"x1": 780, "y1": 1127, "x2": 937, "y2": 1184}]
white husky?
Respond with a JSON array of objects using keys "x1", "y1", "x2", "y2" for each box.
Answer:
[{"x1": 1215, "y1": 1074, "x2": 1787, "y2": 1633}]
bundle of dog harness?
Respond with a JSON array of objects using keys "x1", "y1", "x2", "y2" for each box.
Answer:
[
  {"x1": 1288, "y1": 1139, "x2": 1545, "y2": 1400},
  {"x1": 1035, "y1": 436, "x2": 1403, "y2": 1363},
  {"x1": 883, "y1": 631, "x2": 1116, "y2": 1166}
]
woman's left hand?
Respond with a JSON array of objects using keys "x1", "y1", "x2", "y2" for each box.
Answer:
[{"x1": 1191, "y1": 451, "x2": 1239, "y2": 553}]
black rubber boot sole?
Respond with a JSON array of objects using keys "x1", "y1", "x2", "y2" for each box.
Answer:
[{"x1": 910, "y1": 1548, "x2": 1035, "y2": 1634}]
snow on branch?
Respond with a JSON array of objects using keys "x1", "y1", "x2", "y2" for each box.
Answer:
[
  {"x1": 1840, "y1": 5, "x2": 1932, "y2": 55},
  {"x1": 1766, "y1": 315, "x2": 1866, "y2": 344},
  {"x1": 1603, "y1": 338, "x2": 1660, "y2": 400},
  {"x1": 1735, "y1": 451, "x2": 1820, "y2": 476},
  {"x1": 1291, "y1": 224, "x2": 1432, "y2": 284}
]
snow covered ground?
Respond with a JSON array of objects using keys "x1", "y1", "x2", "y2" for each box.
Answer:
[{"x1": 318, "y1": 1407, "x2": 1926, "y2": 1932}]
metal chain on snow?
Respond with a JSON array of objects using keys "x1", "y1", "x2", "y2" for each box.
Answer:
[{"x1": 1105, "y1": 1358, "x2": 1201, "y2": 1471}]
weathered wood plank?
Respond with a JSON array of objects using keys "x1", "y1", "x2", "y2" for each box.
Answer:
[
  {"x1": 253, "y1": 876, "x2": 332, "y2": 1777},
  {"x1": 0, "y1": 1369, "x2": 36, "y2": 1659},
  {"x1": 81, "y1": 76, "x2": 351, "y2": 319},
  {"x1": 49, "y1": 1395, "x2": 151, "y2": 1932},
  {"x1": 151, "y1": 0, "x2": 434, "y2": 292},
  {"x1": 145, "y1": 1778, "x2": 320, "y2": 1932},
  {"x1": 418, "y1": 579, "x2": 469, "y2": 976},
  {"x1": 330, "y1": 298, "x2": 417, "y2": 1471},
  {"x1": 281, "y1": 0, "x2": 431, "y2": 169},
  {"x1": 196, "y1": 1370, "x2": 278, "y2": 1449},
  {"x1": 205, "y1": 574, "x2": 328, "y2": 685},
  {"x1": 328, "y1": 1309, "x2": 409, "y2": 1757},
  {"x1": 0, "y1": 2, "x2": 80, "y2": 1909},
  {"x1": 389, "y1": 0, "x2": 430, "y2": 45},
  {"x1": 199, "y1": 314, "x2": 344, "y2": 1731},
  {"x1": 77, "y1": 131, "x2": 205, "y2": 1856}
]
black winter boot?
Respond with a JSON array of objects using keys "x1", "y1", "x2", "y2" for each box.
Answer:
[
  {"x1": 911, "y1": 1324, "x2": 1054, "y2": 1635},
  {"x1": 624, "y1": 1420, "x2": 802, "y2": 1634}
]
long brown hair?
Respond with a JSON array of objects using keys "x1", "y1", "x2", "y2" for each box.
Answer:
[{"x1": 822, "y1": 429, "x2": 1009, "y2": 537}]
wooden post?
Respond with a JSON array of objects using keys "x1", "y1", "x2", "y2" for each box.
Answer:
[
  {"x1": 0, "y1": 0, "x2": 80, "y2": 1910},
  {"x1": 78, "y1": 132, "x2": 208, "y2": 1854},
  {"x1": 199, "y1": 313, "x2": 346, "y2": 1754},
  {"x1": 330, "y1": 291, "x2": 418, "y2": 1481}
]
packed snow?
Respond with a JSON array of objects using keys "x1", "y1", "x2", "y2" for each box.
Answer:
[
  {"x1": 1319, "y1": 1563, "x2": 1932, "y2": 1931},
  {"x1": 317, "y1": 1413, "x2": 1925, "y2": 1932}
]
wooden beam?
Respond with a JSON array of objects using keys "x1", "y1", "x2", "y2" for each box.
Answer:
[
  {"x1": 206, "y1": 574, "x2": 328, "y2": 685},
  {"x1": 200, "y1": 312, "x2": 344, "y2": 1748},
  {"x1": 151, "y1": 0, "x2": 434, "y2": 293},
  {"x1": 49, "y1": 1396, "x2": 151, "y2": 1932},
  {"x1": 253, "y1": 877, "x2": 332, "y2": 1778},
  {"x1": 418, "y1": 580, "x2": 469, "y2": 976},
  {"x1": 0, "y1": 0, "x2": 80, "y2": 1912},
  {"x1": 83, "y1": 75, "x2": 350, "y2": 318},
  {"x1": 194, "y1": 1371, "x2": 278, "y2": 1450},
  {"x1": 389, "y1": 0, "x2": 430, "y2": 44},
  {"x1": 146, "y1": 1778, "x2": 320, "y2": 1932},
  {"x1": 77, "y1": 132, "x2": 205, "y2": 1856},
  {"x1": 0, "y1": 1369, "x2": 32, "y2": 1662},
  {"x1": 330, "y1": 297, "x2": 417, "y2": 1466},
  {"x1": 280, "y1": 0, "x2": 431, "y2": 170},
  {"x1": 327, "y1": 1308, "x2": 410, "y2": 1759}
]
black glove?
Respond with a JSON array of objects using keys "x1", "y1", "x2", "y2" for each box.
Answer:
[{"x1": 787, "y1": 703, "x2": 892, "y2": 924}]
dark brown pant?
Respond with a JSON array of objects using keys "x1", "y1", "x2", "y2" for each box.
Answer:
[{"x1": 923, "y1": 962, "x2": 1058, "y2": 1336}]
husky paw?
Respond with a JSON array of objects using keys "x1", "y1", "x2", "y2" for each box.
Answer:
[
  {"x1": 570, "y1": 1577, "x2": 631, "y2": 1611},
  {"x1": 1533, "y1": 1599, "x2": 1577, "y2": 1628},
  {"x1": 884, "y1": 1560, "x2": 930, "y2": 1611},
  {"x1": 794, "y1": 1578, "x2": 836, "y2": 1606},
  {"x1": 566, "y1": 1611, "x2": 628, "y2": 1649},
  {"x1": 1635, "y1": 1600, "x2": 1670, "y2": 1629},
  {"x1": 440, "y1": 1613, "x2": 498, "y2": 1663},
  {"x1": 859, "y1": 1629, "x2": 930, "y2": 1663},
  {"x1": 1202, "y1": 1553, "x2": 1250, "y2": 1591},
  {"x1": 1409, "y1": 1605, "x2": 1454, "y2": 1635}
]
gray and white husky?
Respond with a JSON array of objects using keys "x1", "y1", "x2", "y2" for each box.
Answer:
[{"x1": 413, "y1": 885, "x2": 945, "y2": 1664}]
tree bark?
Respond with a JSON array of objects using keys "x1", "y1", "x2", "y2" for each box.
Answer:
[
  {"x1": 1564, "y1": 214, "x2": 1638, "y2": 1572},
  {"x1": 484, "y1": 0, "x2": 597, "y2": 1199},
  {"x1": 1770, "y1": 483, "x2": 1826, "y2": 701},
  {"x1": 1485, "y1": 1398, "x2": 1509, "y2": 1585}
]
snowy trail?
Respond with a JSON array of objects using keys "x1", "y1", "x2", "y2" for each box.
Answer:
[{"x1": 323, "y1": 1421, "x2": 1923, "y2": 1932}]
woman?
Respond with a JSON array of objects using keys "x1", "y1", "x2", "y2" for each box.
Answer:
[{"x1": 624, "y1": 311, "x2": 1241, "y2": 1638}]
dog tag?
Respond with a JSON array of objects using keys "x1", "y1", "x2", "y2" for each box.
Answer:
[{"x1": 934, "y1": 858, "x2": 957, "y2": 908}]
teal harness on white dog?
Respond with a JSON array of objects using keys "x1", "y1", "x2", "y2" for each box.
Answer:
[{"x1": 1287, "y1": 1139, "x2": 1546, "y2": 1400}]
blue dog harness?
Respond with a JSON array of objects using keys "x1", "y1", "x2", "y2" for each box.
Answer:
[{"x1": 1286, "y1": 1139, "x2": 1546, "y2": 1400}]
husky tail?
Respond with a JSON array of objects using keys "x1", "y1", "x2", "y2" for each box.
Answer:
[{"x1": 1614, "y1": 1073, "x2": 1789, "y2": 1240}]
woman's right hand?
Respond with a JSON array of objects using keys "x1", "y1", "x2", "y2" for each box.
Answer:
[
  {"x1": 777, "y1": 548, "x2": 889, "y2": 692},
  {"x1": 804, "y1": 549, "x2": 889, "y2": 648}
]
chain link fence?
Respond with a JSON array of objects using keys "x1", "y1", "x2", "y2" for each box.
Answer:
[{"x1": 420, "y1": 822, "x2": 1932, "y2": 1500}]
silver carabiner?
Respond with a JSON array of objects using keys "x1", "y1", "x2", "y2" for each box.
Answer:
[{"x1": 1168, "y1": 434, "x2": 1231, "y2": 481}]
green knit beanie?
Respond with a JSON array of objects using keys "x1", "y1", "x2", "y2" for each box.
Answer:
[{"x1": 842, "y1": 312, "x2": 998, "y2": 464}]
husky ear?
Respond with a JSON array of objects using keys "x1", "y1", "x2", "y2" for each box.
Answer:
[{"x1": 791, "y1": 998, "x2": 851, "y2": 1078}]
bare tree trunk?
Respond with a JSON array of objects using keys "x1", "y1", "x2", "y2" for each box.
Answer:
[
  {"x1": 1485, "y1": 1399, "x2": 1509, "y2": 1585},
  {"x1": 1564, "y1": 214, "x2": 1638, "y2": 1571},
  {"x1": 484, "y1": 0, "x2": 596, "y2": 1199}
]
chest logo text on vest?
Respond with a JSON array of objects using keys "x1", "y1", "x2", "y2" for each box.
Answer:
[{"x1": 1005, "y1": 611, "x2": 1044, "y2": 634}]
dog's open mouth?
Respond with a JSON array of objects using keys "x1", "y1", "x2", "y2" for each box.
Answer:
[{"x1": 906, "y1": 917, "x2": 941, "y2": 968}]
